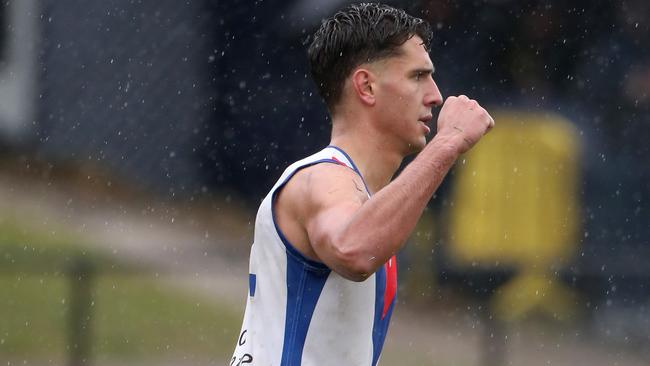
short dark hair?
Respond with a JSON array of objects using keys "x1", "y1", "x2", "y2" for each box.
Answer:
[{"x1": 307, "y1": 3, "x2": 432, "y2": 112}]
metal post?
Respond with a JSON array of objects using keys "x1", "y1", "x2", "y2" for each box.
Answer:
[{"x1": 68, "y1": 258, "x2": 94, "y2": 366}]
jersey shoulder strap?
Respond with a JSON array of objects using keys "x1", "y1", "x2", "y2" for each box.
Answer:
[{"x1": 270, "y1": 145, "x2": 369, "y2": 195}]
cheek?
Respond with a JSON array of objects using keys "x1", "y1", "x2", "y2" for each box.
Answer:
[
  {"x1": 383, "y1": 87, "x2": 416, "y2": 110},
  {"x1": 376, "y1": 82, "x2": 419, "y2": 124}
]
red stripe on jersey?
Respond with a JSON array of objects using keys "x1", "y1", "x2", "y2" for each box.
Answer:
[
  {"x1": 331, "y1": 156, "x2": 348, "y2": 167},
  {"x1": 382, "y1": 256, "x2": 397, "y2": 319}
]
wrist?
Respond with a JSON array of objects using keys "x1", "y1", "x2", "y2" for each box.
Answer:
[{"x1": 428, "y1": 133, "x2": 465, "y2": 157}]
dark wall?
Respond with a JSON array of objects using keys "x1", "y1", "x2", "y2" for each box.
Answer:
[
  {"x1": 36, "y1": 0, "x2": 335, "y2": 201},
  {"x1": 200, "y1": 0, "x2": 330, "y2": 202},
  {"x1": 31, "y1": 0, "x2": 650, "y2": 277},
  {"x1": 37, "y1": 0, "x2": 219, "y2": 197}
]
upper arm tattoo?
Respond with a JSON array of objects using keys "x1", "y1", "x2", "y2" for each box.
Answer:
[{"x1": 352, "y1": 179, "x2": 364, "y2": 193}]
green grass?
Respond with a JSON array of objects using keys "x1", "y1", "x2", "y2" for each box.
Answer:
[
  {"x1": 0, "y1": 275, "x2": 69, "y2": 359},
  {"x1": 92, "y1": 275, "x2": 241, "y2": 361},
  {"x1": 0, "y1": 217, "x2": 242, "y2": 364}
]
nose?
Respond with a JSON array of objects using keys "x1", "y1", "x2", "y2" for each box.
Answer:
[{"x1": 424, "y1": 78, "x2": 443, "y2": 108}]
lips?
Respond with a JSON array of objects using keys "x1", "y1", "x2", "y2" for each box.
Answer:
[{"x1": 419, "y1": 115, "x2": 433, "y2": 134}]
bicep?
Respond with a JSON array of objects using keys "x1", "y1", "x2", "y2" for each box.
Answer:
[{"x1": 301, "y1": 165, "x2": 368, "y2": 277}]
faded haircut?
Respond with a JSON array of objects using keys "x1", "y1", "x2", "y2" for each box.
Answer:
[{"x1": 308, "y1": 3, "x2": 432, "y2": 113}]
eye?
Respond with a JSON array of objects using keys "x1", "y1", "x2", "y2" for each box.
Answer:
[{"x1": 414, "y1": 71, "x2": 430, "y2": 81}]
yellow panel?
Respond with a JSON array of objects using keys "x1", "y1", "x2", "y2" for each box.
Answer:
[{"x1": 448, "y1": 111, "x2": 581, "y2": 267}]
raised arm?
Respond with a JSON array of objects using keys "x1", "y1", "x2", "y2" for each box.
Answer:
[{"x1": 280, "y1": 95, "x2": 494, "y2": 281}]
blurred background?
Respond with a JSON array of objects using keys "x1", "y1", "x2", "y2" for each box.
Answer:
[{"x1": 1, "y1": 0, "x2": 648, "y2": 365}]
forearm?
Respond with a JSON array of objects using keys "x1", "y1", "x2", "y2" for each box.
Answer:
[{"x1": 337, "y1": 135, "x2": 461, "y2": 275}]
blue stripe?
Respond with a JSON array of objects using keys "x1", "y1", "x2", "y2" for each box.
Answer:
[
  {"x1": 371, "y1": 265, "x2": 394, "y2": 365},
  {"x1": 271, "y1": 157, "x2": 336, "y2": 363},
  {"x1": 248, "y1": 273, "x2": 256, "y2": 297},
  {"x1": 280, "y1": 254, "x2": 330, "y2": 365}
]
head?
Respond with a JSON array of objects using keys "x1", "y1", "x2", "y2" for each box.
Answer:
[{"x1": 308, "y1": 3, "x2": 443, "y2": 153}]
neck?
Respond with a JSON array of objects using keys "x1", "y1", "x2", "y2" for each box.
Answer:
[{"x1": 330, "y1": 115, "x2": 404, "y2": 195}]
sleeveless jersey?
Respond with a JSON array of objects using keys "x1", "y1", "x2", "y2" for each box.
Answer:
[{"x1": 231, "y1": 145, "x2": 397, "y2": 366}]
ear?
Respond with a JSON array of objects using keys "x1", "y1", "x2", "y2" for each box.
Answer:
[{"x1": 351, "y1": 68, "x2": 376, "y2": 106}]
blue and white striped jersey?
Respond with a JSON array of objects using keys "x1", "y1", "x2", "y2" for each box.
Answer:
[{"x1": 231, "y1": 146, "x2": 397, "y2": 366}]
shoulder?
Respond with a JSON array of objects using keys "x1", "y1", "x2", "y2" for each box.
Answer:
[
  {"x1": 300, "y1": 162, "x2": 367, "y2": 202},
  {"x1": 280, "y1": 162, "x2": 368, "y2": 218}
]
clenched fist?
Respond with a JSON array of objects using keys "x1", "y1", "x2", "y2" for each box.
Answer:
[{"x1": 435, "y1": 95, "x2": 494, "y2": 154}]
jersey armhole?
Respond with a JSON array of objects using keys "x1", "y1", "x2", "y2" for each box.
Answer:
[{"x1": 270, "y1": 159, "x2": 352, "y2": 272}]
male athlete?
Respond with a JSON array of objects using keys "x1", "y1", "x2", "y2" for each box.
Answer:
[{"x1": 231, "y1": 3, "x2": 494, "y2": 365}]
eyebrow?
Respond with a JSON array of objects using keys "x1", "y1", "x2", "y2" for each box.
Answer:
[{"x1": 410, "y1": 66, "x2": 435, "y2": 76}]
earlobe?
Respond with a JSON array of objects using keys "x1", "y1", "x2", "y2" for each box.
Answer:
[{"x1": 352, "y1": 69, "x2": 376, "y2": 106}]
